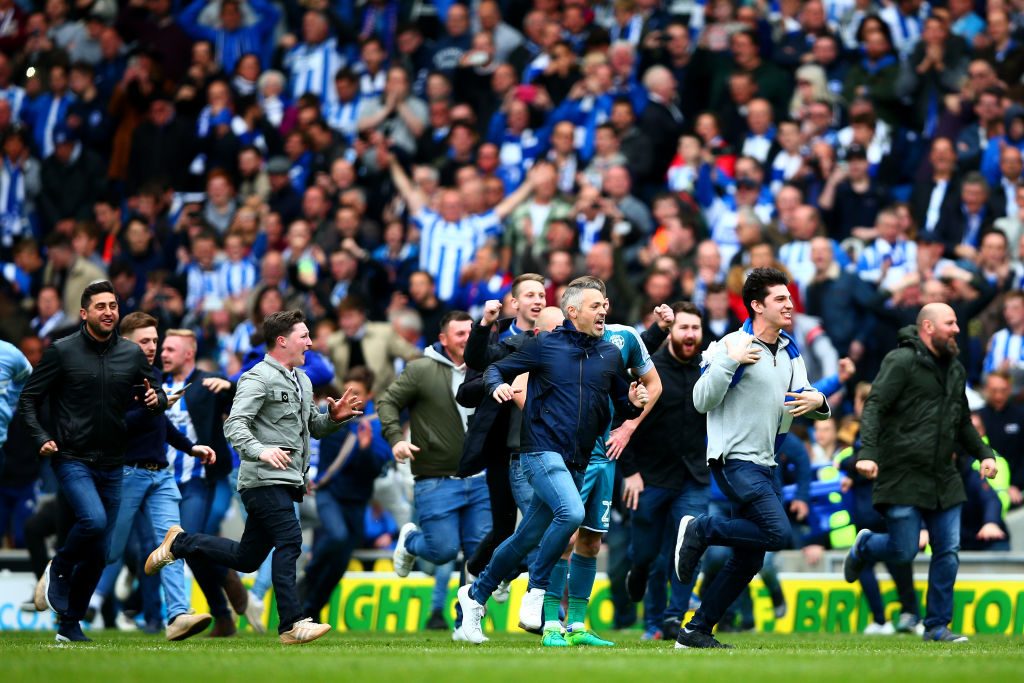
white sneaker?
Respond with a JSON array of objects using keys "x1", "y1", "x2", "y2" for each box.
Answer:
[
  {"x1": 116, "y1": 612, "x2": 139, "y2": 632},
  {"x1": 493, "y1": 580, "x2": 511, "y2": 604},
  {"x1": 451, "y1": 626, "x2": 468, "y2": 642},
  {"x1": 456, "y1": 584, "x2": 487, "y2": 644},
  {"x1": 279, "y1": 617, "x2": 331, "y2": 645},
  {"x1": 863, "y1": 621, "x2": 895, "y2": 635},
  {"x1": 245, "y1": 590, "x2": 266, "y2": 634},
  {"x1": 393, "y1": 523, "x2": 418, "y2": 578},
  {"x1": 518, "y1": 587, "x2": 544, "y2": 632},
  {"x1": 114, "y1": 566, "x2": 134, "y2": 602}
]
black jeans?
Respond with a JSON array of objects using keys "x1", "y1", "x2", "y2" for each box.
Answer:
[
  {"x1": 465, "y1": 458, "x2": 518, "y2": 576},
  {"x1": 173, "y1": 484, "x2": 303, "y2": 634}
]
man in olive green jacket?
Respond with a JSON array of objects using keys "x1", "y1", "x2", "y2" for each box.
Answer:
[
  {"x1": 378, "y1": 311, "x2": 492, "y2": 601},
  {"x1": 843, "y1": 304, "x2": 997, "y2": 643},
  {"x1": 146, "y1": 311, "x2": 362, "y2": 645}
]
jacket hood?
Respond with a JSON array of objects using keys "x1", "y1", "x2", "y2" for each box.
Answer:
[
  {"x1": 425, "y1": 342, "x2": 460, "y2": 368},
  {"x1": 1005, "y1": 104, "x2": 1024, "y2": 142},
  {"x1": 897, "y1": 324, "x2": 924, "y2": 348}
]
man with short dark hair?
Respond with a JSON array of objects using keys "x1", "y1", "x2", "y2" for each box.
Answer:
[
  {"x1": 380, "y1": 311, "x2": 494, "y2": 639},
  {"x1": 673, "y1": 268, "x2": 830, "y2": 648},
  {"x1": 145, "y1": 310, "x2": 363, "y2": 645},
  {"x1": 844, "y1": 303, "x2": 998, "y2": 643},
  {"x1": 21, "y1": 280, "x2": 167, "y2": 642}
]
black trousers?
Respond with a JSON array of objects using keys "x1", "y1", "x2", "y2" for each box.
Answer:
[
  {"x1": 465, "y1": 457, "x2": 519, "y2": 576},
  {"x1": 173, "y1": 484, "x2": 302, "y2": 634}
]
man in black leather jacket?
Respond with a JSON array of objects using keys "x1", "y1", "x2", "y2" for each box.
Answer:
[{"x1": 19, "y1": 280, "x2": 167, "y2": 643}]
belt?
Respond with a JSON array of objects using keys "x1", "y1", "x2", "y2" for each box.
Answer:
[
  {"x1": 127, "y1": 461, "x2": 165, "y2": 471},
  {"x1": 415, "y1": 471, "x2": 487, "y2": 482}
]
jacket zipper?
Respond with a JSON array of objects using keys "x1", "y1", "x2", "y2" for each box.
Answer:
[
  {"x1": 575, "y1": 349, "x2": 586, "y2": 462},
  {"x1": 99, "y1": 352, "x2": 106, "y2": 458}
]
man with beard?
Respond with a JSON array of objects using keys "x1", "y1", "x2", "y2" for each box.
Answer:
[
  {"x1": 622, "y1": 302, "x2": 709, "y2": 640},
  {"x1": 843, "y1": 303, "x2": 998, "y2": 643},
  {"x1": 673, "y1": 268, "x2": 830, "y2": 649},
  {"x1": 21, "y1": 280, "x2": 167, "y2": 642}
]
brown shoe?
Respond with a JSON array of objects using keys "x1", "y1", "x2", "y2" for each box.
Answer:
[
  {"x1": 279, "y1": 618, "x2": 331, "y2": 645},
  {"x1": 145, "y1": 525, "x2": 184, "y2": 575},
  {"x1": 222, "y1": 570, "x2": 249, "y2": 615},
  {"x1": 208, "y1": 614, "x2": 237, "y2": 638},
  {"x1": 166, "y1": 611, "x2": 212, "y2": 641}
]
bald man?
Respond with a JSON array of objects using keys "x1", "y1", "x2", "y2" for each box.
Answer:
[{"x1": 844, "y1": 303, "x2": 997, "y2": 643}]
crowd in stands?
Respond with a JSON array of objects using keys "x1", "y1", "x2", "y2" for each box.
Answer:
[{"x1": 0, "y1": 0, "x2": 1023, "y2": 632}]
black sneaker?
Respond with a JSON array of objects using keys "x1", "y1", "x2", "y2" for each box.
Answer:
[
  {"x1": 56, "y1": 620, "x2": 91, "y2": 643},
  {"x1": 674, "y1": 627, "x2": 734, "y2": 649},
  {"x1": 45, "y1": 562, "x2": 71, "y2": 615},
  {"x1": 425, "y1": 609, "x2": 449, "y2": 631},
  {"x1": 625, "y1": 566, "x2": 649, "y2": 603},
  {"x1": 661, "y1": 617, "x2": 682, "y2": 640},
  {"x1": 922, "y1": 626, "x2": 968, "y2": 643},
  {"x1": 843, "y1": 529, "x2": 870, "y2": 583},
  {"x1": 673, "y1": 516, "x2": 706, "y2": 585}
]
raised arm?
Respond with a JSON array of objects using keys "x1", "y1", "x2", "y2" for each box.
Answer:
[
  {"x1": 389, "y1": 158, "x2": 426, "y2": 216},
  {"x1": 492, "y1": 169, "x2": 537, "y2": 220}
]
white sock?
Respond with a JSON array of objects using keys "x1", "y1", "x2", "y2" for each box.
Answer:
[{"x1": 544, "y1": 620, "x2": 562, "y2": 631}]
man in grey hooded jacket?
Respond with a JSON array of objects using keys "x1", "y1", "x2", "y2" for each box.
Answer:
[
  {"x1": 145, "y1": 310, "x2": 363, "y2": 645},
  {"x1": 673, "y1": 268, "x2": 831, "y2": 649}
]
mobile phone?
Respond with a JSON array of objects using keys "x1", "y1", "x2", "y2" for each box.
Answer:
[
  {"x1": 172, "y1": 383, "x2": 192, "y2": 396},
  {"x1": 132, "y1": 384, "x2": 148, "y2": 401}
]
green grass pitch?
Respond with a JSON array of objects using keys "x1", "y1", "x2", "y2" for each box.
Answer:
[{"x1": 2, "y1": 630, "x2": 1021, "y2": 683}]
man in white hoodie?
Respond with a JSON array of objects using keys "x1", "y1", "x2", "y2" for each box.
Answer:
[{"x1": 673, "y1": 268, "x2": 831, "y2": 649}]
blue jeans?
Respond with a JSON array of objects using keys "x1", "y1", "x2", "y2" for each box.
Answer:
[
  {"x1": 106, "y1": 466, "x2": 190, "y2": 620},
  {"x1": 472, "y1": 452, "x2": 584, "y2": 602},
  {"x1": 406, "y1": 476, "x2": 491, "y2": 565},
  {"x1": 52, "y1": 458, "x2": 123, "y2": 620},
  {"x1": 688, "y1": 459, "x2": 791, "y2": 634},
  {"x1": 302, "y1": 491, "x2": 365, "y2": 617},
  {"x1": 857, "y1": 504, "x2": 962, "y2": 630},
  {"x1": 509, "y1": 456, "x2": 533, "y2": 515},
  {"x1": 178, "y1": 477, "x2": 230, "y2": 617},
  {"x1": 0, "y1": 482, "x2": 36, "y2": 547},
  {"x1": 204, "y1": 476, "x2": 234, "y2": 534},
  {"x1": 631, "y1": 481, "x2": 710, "y2": 627}
]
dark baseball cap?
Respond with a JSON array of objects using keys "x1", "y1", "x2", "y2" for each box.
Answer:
[{"x1": 918, "y1": 229, "x2": 943, "y2": 243}]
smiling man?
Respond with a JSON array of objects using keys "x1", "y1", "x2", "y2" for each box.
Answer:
[
  {"x1": 457, "y1": 276, "x2": 650, "y2": 646},
  {"x1": 673, "y1": 268, "x2": 830, "y2": 649},
  {"x1": 145, "y1": 310, "x2": 363, "y2": 645},
  {"x1": 20, "y1": 280, "x2": 167, "y2": 643}
]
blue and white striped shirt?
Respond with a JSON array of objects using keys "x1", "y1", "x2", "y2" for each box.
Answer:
[
  {"x1": 857, "y1": 238, "x2": 917, "y2": 285},
  {"x1": 220, "y1": 258, "x2": 258, "y2": 298},
  {"x1": 322, "y1": 94, "x2": 366, "y2": 144},
  {"x1": 985, "y1": 328, "x2": 1024, "y2": 375},
  {"x1": 415, "y1": 208, "x2": 502, "y2": 303},
  {"x1": 286, "y1": 38, "x2": 347, "y2": 104},
  {"x1": 163, "y1": 378, "x2": 203, "y2": 484}
]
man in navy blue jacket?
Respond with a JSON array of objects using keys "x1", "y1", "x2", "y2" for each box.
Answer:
[
  {"x1": 457, "y1": 276, "x2": 649, "y2": 645},
  {"x1": 105, "y1": 313, "x2": 217, "y2": 641}
]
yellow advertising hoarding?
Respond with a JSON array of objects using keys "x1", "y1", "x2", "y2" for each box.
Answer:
[{"x1": 196, "y1": 573, "x2": 1024, "y2": 636}]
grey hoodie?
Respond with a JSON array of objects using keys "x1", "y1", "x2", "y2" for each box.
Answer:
[{"x1": 694, "y1": 329, "x2": 830, "y2": 467}]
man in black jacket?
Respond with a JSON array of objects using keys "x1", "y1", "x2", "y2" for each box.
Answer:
[
  {"x1": 622, "y1": 302, "x2": 710, "y2": 637},
  {"x1": 455, "y1": 274, "x2": 547, "y2": 590},
  {"x1": 100, "y1": 313, "x2": 216, "y2": 641},
  {"x1": 20, "y1": 280, "x2": 167, "y2": 643}
]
